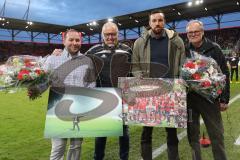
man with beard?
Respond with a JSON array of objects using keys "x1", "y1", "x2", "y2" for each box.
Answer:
[{"x1": 132, "y1": 10, "x2": 185, "y2": 160}]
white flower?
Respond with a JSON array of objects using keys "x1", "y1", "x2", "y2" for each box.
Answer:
[
  {"x1": 189, "y1": 68, "x2": 197, "y2": 74},
  {"x1": 4, "y1": 75, "x2": 13, "y2": 84},
  {"x1": 29, "y1": 72, "x2": 38, "y2": 79}
]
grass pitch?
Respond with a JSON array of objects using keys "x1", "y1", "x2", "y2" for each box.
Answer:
[{"x1": 0, "y1": 83, "x2": 240, "y2": 160}]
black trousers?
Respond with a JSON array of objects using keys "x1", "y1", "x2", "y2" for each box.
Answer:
[
  {"x1": 187, "y1": 93, "x2": 227, "y2": 160},
  {"x1": 94, "y1": 125, "x2": 129, "y2": 160},
  {"x1": 230, "y1": 67, "x2": 238, "y2": 81},
  {"x1": 141, "y1": 127, "x2": 179, "y2": 160}
]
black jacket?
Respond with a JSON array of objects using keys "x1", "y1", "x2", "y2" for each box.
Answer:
[
  {"x1": 86, "y1": 43, "x2": 132, "y2": 87},
  {"x1": 229, "y1": 56, "x2": 239, "y2": 68},
  {"x1": 185, "y1": 38, "x2": 230, "y2": 104}
]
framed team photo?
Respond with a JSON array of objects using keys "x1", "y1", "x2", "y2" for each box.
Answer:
[{"x1": 118, "y1": 77, "x2": 187, "y2": 128}]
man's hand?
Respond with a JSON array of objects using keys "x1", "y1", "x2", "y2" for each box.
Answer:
[
  {"x1": 52, "y1": 49, "x2": 63, "y2": 56},
  {"x1": 220, "y1": 103, "x2": 228, "y2": 112}
]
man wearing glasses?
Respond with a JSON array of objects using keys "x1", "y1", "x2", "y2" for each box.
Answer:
[
  {"x1": 185, "y1": 20, "x2": 230, "y2": 160},
  {"x1": 86, "y1": 22, "x2": 131, "y2": 160}
]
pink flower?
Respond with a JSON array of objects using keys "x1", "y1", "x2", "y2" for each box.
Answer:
[
  {"x1": 35, "y1": 69, "x2": 44, "y2": 75},
  {"x1": 201, "y1": 80, "x2": 211, "y2": 87},
  {"x1": 197, "y1": 61, "x2": 207, "y2": 67},
  {"x1": 184, "y1": 61, "x2": 196, "y2": 69},
  {"x1": 192, "y1": 73, "x2": 201, "y2": 80},
  {"x1": 24, "y1": 59, "x2": 35, "y2": 67},
  {"x1": 217, "y1": 89, "x2": 222, "y2": 94},
  {"x1": 17, "y1": 69, "x2": 30, "y2": 80}
]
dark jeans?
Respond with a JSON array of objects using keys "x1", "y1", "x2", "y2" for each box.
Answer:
[
  {"x1": 141, "y1": 127, "x2": 179, "y2": 160},
  {"x1": 94, "y1": 125, "x2": 129, "y2": 160},
  {"x1": 230, "y1": 67, "x2": 238, "y2": 81},
  {"x1": 187, "y1": 93, "x2": 227, "y2": 160}
]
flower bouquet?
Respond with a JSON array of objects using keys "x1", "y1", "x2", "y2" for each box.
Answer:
[
  {"x1": 0, "y1": 55, "x2": 49, "y2": 100},
  {"x1": 180, "y1": 53, "x2": 226, "y2": 103}
]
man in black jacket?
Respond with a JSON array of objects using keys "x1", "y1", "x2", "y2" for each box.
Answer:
[
  {"x1": 229, "y1": 52, "x2": 239, "y2": 82},
  {"x1": 185, "y1": 20, "x2": 230, "y2": 160},
  {"x1": 86, "y1": 22, "x2": 131, "y2": 160}
]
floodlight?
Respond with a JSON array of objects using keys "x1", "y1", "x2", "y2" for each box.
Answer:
[
  {"x1": 187, "y1": 2, "x2": 192, "y2": 6},
  {"x1": 108, "y1": 18, "x2": 113, "y2": 22},
  {"x1": 195, "y1": 0, "x2": 200, "y2": 5},
  {"x1": 92, "y1": 21, "x2": 97, "y2": 25}
]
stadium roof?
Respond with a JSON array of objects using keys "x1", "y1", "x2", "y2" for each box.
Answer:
[
  {"x1": 0, "y1": 17, "x2": 67, "y2": 34},
  {"x1": 0, "y1": 0, "x2": 239, "y2": 35}
]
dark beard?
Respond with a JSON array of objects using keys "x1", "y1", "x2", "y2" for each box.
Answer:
[{"x1": 153, "y1": 27, "x2": 163, "y2": 35}]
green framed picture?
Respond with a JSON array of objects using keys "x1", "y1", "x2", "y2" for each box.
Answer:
[{"x1": 44, "y1": 87, "x2": 123, "y2": 138}]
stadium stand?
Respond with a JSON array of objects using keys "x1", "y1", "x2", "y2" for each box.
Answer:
[
  {"x1": 0, "y1": 41, "x2": 63, "y2": 61},
  {"x1": 0, "y1": 26, "x2": 239, "y2": 63},
  {"x1": 0, "y1": 1, "x2": 239, "y2": 160}
]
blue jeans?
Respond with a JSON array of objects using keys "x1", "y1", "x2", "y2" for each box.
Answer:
[{"x1": 94, "y1": 125, "x2": 129, "y2": 160}]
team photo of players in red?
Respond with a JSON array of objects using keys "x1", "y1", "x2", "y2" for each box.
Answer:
[{"x1": 123, "y1": 90, "x2": 187, "y2": 128}]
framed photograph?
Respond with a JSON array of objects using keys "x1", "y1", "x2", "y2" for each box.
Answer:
[
  {"x1": 44, "y1": 87, "x2": 123, "y2": 138},
  {"x1": 118, "y1": 77, "x2": 187, "y2": 128}
]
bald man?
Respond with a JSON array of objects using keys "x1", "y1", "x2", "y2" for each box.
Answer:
[{"x1": 86, "y1": 22, "x2": 132, "y2": 160}]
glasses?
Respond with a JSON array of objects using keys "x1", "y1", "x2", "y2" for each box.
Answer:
[
  {"x1": 103, "y1": 32, "x2": 117, "y2": 38},
  {"x1": 187, "y1": 30, "x2": 202, "y2": 35}
]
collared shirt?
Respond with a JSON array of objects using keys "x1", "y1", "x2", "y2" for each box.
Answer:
[{"x1": 44, "y1": 48, "x2": 95, "y2": 88}]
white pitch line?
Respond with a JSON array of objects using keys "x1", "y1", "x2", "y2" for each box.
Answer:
[
  {"x1": 232, "y1": 94, "x2": 240, "y2": 146},
  {"x1": 229, "y1": 94, "x2": 240, "y2": 104},
  {"x1": 152, "y1": 130, "x2": 187, "y2": 159},
  {"x1": 234, "y1": 136, "x2": 240, "y2": 145},
  {"x1": 150, "y1": 94, "x2": 240, "y2": 159}
]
